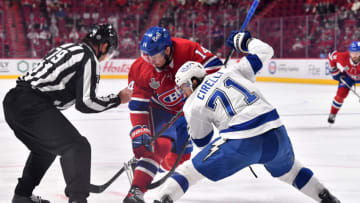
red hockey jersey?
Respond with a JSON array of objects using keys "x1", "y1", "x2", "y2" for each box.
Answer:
[
  {"x1": 128, "y1": 38, "x2": 223, "y2": 126},
  {"x1": 328, "y1": 51, "x2": 360, "y2": 81}
]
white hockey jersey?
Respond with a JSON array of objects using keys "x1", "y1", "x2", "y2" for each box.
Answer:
[{"x1": 183, "y1": 39, "x2": 282, "y2": 144}]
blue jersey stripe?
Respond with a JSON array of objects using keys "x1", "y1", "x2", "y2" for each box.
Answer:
[
  {"x1": 220, "y1": 109, "x2": 279, "y2": 133},
  {"x1": 193, "y1": 131, "x2": 214, "y2": 147},
  {"x1": 128, "y1": 100, "x2": 149, "y2": 111},
  {"x1": 246, "y1": 54, "x2": 262, "y2": 74},
  {"x1": 204, "y1": 58, "x2": 223, "y2": 69}
]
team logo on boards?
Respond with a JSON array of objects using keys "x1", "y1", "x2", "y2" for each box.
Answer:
[{"x1": 268, "y1": 61, "x2": 277, "y2": 74}]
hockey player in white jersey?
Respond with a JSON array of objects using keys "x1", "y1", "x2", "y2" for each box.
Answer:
[{"x1": 153, "y1": 31, "x2": 340, "y2": 203}]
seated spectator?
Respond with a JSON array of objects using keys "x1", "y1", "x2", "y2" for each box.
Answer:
[
  {"x1": 174, "y1": 26, "x2": 185, "y2": 38},
  {"x1": 319, "y1": 49, "x2": 328, "y2": 58},
  {"x1": 69, "y1": 27, "x2": 80, "y2": 42},
  {"x1": 352, "y1": 0, "x2": 360, "y2": 14},
  {"x1": 292, "y1": 37, "x2": 305, "y2": 51}
]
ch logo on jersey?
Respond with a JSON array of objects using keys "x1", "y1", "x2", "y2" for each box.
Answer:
[
  {"x1": 158, "y1": 88, "x2": 183, "y2": 106},
  {"x1": 149, "y1": 78, "x2": 160, "y2": 89}
]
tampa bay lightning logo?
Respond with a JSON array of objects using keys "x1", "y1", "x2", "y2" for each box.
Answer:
[
  {"x1": 158, "y1": 88, "x2": 182, "y2": 106},
  {"x1": 180, "y1": 63, "x2": 191, "y2": 72}
]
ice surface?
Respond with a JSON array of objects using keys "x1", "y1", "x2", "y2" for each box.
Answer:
[{"x1": 0, "y1": 79, "x2": 359, "y2": 203}]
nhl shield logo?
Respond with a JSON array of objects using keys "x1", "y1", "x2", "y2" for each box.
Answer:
[{"x1": 149, "y1": 78, "x2": 160, "y2": 89}]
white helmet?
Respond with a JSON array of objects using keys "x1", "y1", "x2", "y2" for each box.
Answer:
[{"x1": 175, "y1": 61, "x2": 206, "y2": 91}]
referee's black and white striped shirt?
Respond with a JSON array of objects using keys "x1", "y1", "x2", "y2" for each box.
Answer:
[{"x1": 18, "y1": 43, "x2": 121, "y2": 113}]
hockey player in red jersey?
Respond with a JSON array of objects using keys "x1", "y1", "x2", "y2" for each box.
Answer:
[
  {"x1": 123, "y1": 26, "x2": 223, "y2": 203},
  {"x1": 327, "y1": 41, "x2": 360, "y2": 124}
]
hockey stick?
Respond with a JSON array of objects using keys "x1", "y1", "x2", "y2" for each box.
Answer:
[
  {"x1": 223, "y1": 0, "x2": 260, "y2": 179},
  {"x1": 339, "y1": 77, "x2": 360, "y2": 102},
  {"x1": 147, "y1": 135, "x2": 190, "y2": 189},
  {"x1": 89, "y1": 110, "x2": 184, "y2": 193},
  {"x1": 223, "y1": 0, "x2": 260, "y2": 66}
]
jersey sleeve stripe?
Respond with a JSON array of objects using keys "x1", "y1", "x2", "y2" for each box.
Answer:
[
  {"x1": 246, "y1": 54, "x2": 263, "y2": 74},
  {"x1": 130, "y1": 110, "x2": 149, "y2": 114},
  {"x1": 220, "y1": 109, "x2": 279, "y2": 133},
  {"x1": 192, "y1": 131, "x2": 213, "y2": 147},
  {"x1": 203, "y1": 56, "x2": 223, "y2": 68},
  {"x1": 131, "y1": 97, "x2": 150, "y2": 102},
  {"x1": 129, "y1": 99, "x2": 149, "y2": 111}
]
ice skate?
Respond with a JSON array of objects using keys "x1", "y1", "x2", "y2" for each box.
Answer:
[
  {"x1": 12, "y1": 194, "x2": 50, "y2": 203},
  {"x1": 123, "y1": 186, "x2": 145, "y2": 203},
  {"x1": 68, "y1": 200, "x2": 87, "y2": 203},
  {"x1": 153, "y1": 195, "x2": 173, "y2": 203},
  {"x1": 328, "y1": 113, "x2": 336, "y2": 124},
  {"x1": 124, "y1": 157, "x2": 138, "y2": 184},
  {"x1": 319, "y1": 189, "x2": 340, "y2": 203}
]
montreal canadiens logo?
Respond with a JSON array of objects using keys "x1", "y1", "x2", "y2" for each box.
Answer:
[
  {"x1": 268, "y1": 61, "x2": 277, "y2": 74},
  {"x1": 158, "y1": 88, "x2": 182, "y2": 106}
]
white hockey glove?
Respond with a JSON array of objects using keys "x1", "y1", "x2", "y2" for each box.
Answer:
[{"x1": 226, "y1": 31, "x2": 252, "y2": 53}]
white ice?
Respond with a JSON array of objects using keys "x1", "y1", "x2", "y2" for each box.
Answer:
[{"x1": 0, "y1": 79, "x2": 359, "y2": 203}]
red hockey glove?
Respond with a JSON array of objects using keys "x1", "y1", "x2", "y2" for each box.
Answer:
[{"x1": 129, "y1": 125, "x2": 154, "y2": 159}]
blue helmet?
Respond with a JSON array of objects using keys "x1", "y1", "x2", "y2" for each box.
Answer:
[
  {"x1": 140, "y1": 26, "x2": 172, "y2": 56},
  {"x1": 349, "y1": 41, "x2": 360, "y2": 52}
]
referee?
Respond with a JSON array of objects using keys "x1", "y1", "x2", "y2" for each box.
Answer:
[{"x1": 3, "y1": 24, "x2": 132, "y2": 203}]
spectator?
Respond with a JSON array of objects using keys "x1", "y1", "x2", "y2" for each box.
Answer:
[
  {"x1": 352, "y1": 0, "x2": 360, "y2": 13},
  {"x1": 69, "y1": 27, "x2": 80, "y2": 42},
  {"x1": 292, "y1": 37, "x2": 305, "y2": 51},
  {"x1": 319, "y1": 48, "x2": 328, "y2": 58}
]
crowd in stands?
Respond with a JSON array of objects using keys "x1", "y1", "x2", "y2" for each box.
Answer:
[
  {"x1": 0, "y1": 0, "x2": 359, "y2": 58},
  {"x1": 19, "y1": 0, "x2": 151, "y2": 58}
]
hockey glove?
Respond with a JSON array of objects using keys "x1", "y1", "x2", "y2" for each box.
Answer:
[
  {"x1": 226, "y1": 30, "x2": 252, "y2": 53},
  {"x1": 339, "y1": 73, "x2": 354, "y2": 87},
  {"x1": 331, "y1": 71, "x2": 342, "y2": 81},
  {"x1": 130, "y1": 125, "x2": 154, "y2": 159}
]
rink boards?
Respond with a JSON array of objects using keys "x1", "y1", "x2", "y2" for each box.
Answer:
[{"x1": 0, "y1": 58, "x2": 340, "y2": 85}]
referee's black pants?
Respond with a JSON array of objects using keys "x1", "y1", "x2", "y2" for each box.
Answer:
[{"x1": 3, "y1": 85, "x2": 91, "y2": 200}]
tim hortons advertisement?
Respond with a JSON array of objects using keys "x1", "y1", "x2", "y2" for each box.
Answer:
[{"x1": 100, "y1": 59, "x2": 132, "y2": 74}]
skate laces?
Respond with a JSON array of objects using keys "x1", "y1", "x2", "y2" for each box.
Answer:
[
  {"x1": 30, "y1": 195, "x2": 43, "y2": 203},
  {"x1": 130, "y1": 187, "x2": 144, "y2": 200}
]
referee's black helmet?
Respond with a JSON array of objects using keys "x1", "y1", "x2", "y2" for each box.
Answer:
[{"x1": 84, "y1": 24, "x2": 118, "y2": 55}]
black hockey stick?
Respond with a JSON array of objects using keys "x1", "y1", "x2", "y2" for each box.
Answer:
[
  {"x1": 147, "y1": 136, "x2": 190, "y2": 189},
  {"x1": 340, "y1": 77, "x2": 360, "y2": 102},
  {"x1": 89, "y1": 110, "x2": 184, "y2": 193},
  {"x1": 223, "y1": 0, "x2": 260, "y2": 66}
]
